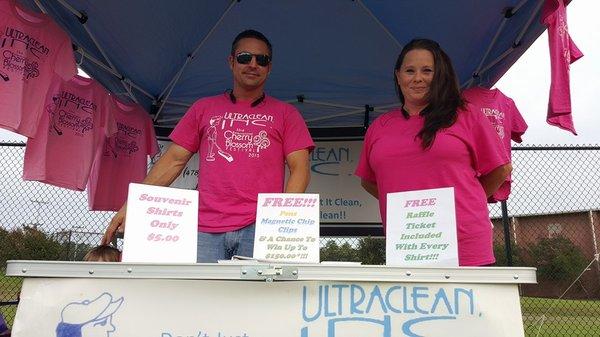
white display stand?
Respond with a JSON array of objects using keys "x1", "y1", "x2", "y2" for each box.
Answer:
[{"x1": 6, "y1": 261, "x2": 536, "y2": 337}]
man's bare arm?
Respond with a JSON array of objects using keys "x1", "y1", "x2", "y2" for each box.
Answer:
[
  {"x1": 101, "y1": 144, "x2": 194, "y2": 244},
  {"x1": 285, "y1": 149, "x2": 310, "y2": 193}
]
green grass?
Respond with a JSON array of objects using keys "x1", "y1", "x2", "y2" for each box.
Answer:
[
  {"x1": 522, "y1": 297, "x2": 600, "y2": 336},
  {"x1": 0, "y1": 269, "x2": 22, "y2": 328}
]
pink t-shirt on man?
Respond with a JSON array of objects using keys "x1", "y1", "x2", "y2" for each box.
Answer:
[
  {"x1": 87, "y1": 98, "x2": 159, "y2": 211},
  {"x1": 23, "y1": 75, "x2": 116, "y2": 190},
  {"x1": 462, "y1": 87, "x2": 528, "y2": 202},
  {"x1": 355, "y1": 106, "x2": 509, "y2": 266},
  {"x1": 542, "y1": 0, "x2": 583, "y2": 135},
  {"x1": 0, "y1": 0, "x2": 77, "y2": 137},
  {"x1": 170, "y1": 93, "x2": 314, "y2": 233}
]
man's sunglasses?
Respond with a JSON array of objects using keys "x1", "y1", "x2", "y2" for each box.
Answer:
[{"x1": 235, "y1": 52, "x2": 271, "y2": 67}]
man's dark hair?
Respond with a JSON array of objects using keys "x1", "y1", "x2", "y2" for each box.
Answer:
[{"x1": 231, "y1": 29, "x2": 273, "y2": 58}]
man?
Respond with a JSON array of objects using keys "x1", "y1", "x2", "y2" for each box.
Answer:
[{"x1": 102, "y1": 30, "x2": 314, "y2": 262}]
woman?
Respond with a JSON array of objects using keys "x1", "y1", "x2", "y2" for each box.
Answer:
[{"x1": 355, "y1": 39, "x2": 511, "y2": 266}]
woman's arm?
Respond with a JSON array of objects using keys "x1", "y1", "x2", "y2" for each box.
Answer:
[
  {"x1": 479, "y1": 163, "x2": 512, "y2": 197},
  {"x1": 361, "y1": 179, "x2": 379, "y2": 199}
]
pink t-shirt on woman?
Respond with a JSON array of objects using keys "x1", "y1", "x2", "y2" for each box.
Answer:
[
  {"x1": 23, "y1": 75, "x2": 116, "y2": 190},
  {"x1": 355, "y1": 106, "x2": 509, "y2": 266},
  {"x1": 87, "y1": 98, "x2": 159, "y2": 211},
  {"x1": 171, "y1": 94, "x2": 314, "y2": 233},
  {"x1": 462, "y1": 87, "x2": 528, "y2": 202},
  {"x1": 542, "y1": 0, "x2": 583, "y2": 135},
  {"x1": 0, "y1": 0, "x2": 77, "y2": 137}
]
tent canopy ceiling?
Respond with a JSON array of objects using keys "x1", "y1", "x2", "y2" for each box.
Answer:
[{"x1": 23, "y1": 0, "x2": 549, "y2": 129}]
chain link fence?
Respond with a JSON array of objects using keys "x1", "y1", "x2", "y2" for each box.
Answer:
[{"x1": 2, "y1": 142, "x2": 600, "y2": 335}]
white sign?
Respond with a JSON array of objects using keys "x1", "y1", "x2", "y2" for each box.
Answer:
[
  {"x1": 122, "y1": 183, "x2": 198, "y2": 263},
  {"x1": 307, "y1": 141, "x2": 380, "y2": 223},
  {"x1": 157, "y1": 139, "x2": 382, "y2": 223},
  {"x1": 13, "y1": 277, "x2": 526, "y2": 337},
  {"x1": 254, "y1": 193, "x2": 320, "y2": 263},
  {"x1": 386, "y1": 187, "x2": 458, "y2": 267}
]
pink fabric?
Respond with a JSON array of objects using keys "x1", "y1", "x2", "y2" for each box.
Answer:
[
  {"x1": 462, "y1": 87, "x2": 528, "y2": 202},
  {"x1": 0, "y1": 0, "x2": 77, "y2": 137},
  {"x1": 87, "y1": 98, "x2": 159, "y2": 211},
  {"x1": 170, "y1": 93, "x2": 314, "y2": 233},
  {"x1": 542, "y1": 0, "x2": 583, "y2": 135},
  {"x1": 355, "y1": 106, "x2": 509, "y2": 266},
  {"x1": 23, "y1": 75, "x2": 116, "y2": 190}
]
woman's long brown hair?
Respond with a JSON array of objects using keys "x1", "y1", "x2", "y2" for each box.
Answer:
[{"x1": 394, "y1": 39, "x2": 464, "y2": 149}]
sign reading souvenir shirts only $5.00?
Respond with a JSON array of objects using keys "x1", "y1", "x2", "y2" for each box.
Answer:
[
  {"x1": 122, "y1": 183, "x2": 198, "y2": 263},
  {"x1": 386, "y1": 187, "x2": 459, "y2": 267},
  {"x1": 254, "y1": 193, "x2": 320, "y2": 263}
]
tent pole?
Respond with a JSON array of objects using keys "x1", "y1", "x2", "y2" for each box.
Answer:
[
  {"x1": 306, "y1": 103, "x2": 399, "y2": 123},
  {"x1": 356, "y1": 0, "x2": 403, "y2": 50},
  {"x1": 462, "y1": 0, "x2": 544, "y2": 88},
  {"x1": 73, "y1": 46, "x2": 155, "y2": 101},
  {"x1": 154, "y1": 0, "x2": 238, "y2": 122},
  {"x1": 33, "y1": 0, "x2": 155, "y2": 102},
  {"x1": 303, "y1": 100, "x2": 363, "y2": 111},
  {"x1": 514, "y1": 0, "x2": 546, "y2": 47},
  {"x1": 55, "y1": 0, "x2": 143, "y2": 103},
  {"x1": 32, "y1": 0, "x2": 47, "y2": 13},
  {"x1": 470, "y1": 7, "x2": 513, "y2": 86},
  {"x1": 363, "y1": 105, "x2": 372, "y2": 130}
]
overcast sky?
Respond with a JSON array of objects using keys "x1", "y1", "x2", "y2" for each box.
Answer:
[{"x1": 0, "y1": 1, "x2": 597, "y2": 145}]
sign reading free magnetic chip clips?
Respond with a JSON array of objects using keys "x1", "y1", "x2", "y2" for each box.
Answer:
[
  {"x1": 122, "y1": 183, "x2": 198, "y2": 263},
  {"x1": 254, "y1": 193, "x2": 320, "y2": 263}
]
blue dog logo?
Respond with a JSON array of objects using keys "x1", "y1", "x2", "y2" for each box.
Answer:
[{"x1": 56, "y1": 292, "x2": 124, "y2": 337}]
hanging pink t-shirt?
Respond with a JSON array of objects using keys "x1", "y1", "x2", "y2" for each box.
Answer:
[
  {"x1": 355, "y1": 106, "x2": 509, "y2": 266},
  {"x1": 462, "y1": 87, "x2": 528, "y2": 202},
  {"x1": 23, "y1": 75, "x2": 116, "y2": 190},
  {"x1": 87, "y1": 98, "x2": 159, "y2": 211},
  {"x1": 0, "y1": 0, "x2": 77, "y2": 137},
  {"x1": 542, "y1": 0, "x2": 583, "y2": 135},
  {"x1": 170, "y1": 93, "x2": 314, "y2": 233}
]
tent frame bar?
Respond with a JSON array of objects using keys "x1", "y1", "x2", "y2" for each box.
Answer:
[
  {"x1": 356, "y1": 0, "x2": 403, "y2": 50},
  {"x1": 53, "y1": 0, "x2": 144, "y2": 103},
  {"x1": 34, "y1": 0, "x2": 155, "y2": 102},
  {"x1": 462, "y1": 0, "x2": 544, "y2": 88},
  {"x1": 70, "y1": 46, "x2": 155, "y2": 100},
  {"x1": 154, "y1": 0, "x2": 238, "y2": 122}
]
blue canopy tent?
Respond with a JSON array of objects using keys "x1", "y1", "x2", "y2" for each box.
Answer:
[{"x1": 22, "y1": 0, "x2": 551, "y2": 137}]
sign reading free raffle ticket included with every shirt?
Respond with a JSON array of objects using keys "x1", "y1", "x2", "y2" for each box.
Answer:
[
  {"x1": 122, "y1": 183, "x2": 198, "y2": 263},
  {"x1": 386, "y1": 187, "x2": 459, "y2": 267}
]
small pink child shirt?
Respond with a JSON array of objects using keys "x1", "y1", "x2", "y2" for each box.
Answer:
[
  {"x1": 170, "y1": 94, "x2": 314, "y2": 233},
  {"x1": 23, "y1": 75, "x2": 116, "y2": 190},
  {"x1": 542, "y1": 0, "x2": 583, "y2": 134},
  {"x1": 355, "y1": 106, "x2": 509, "y2": 266},
  {"x1": 0, "y1": 0, "x2": 77, "y2": 137},
  {"x1": 87, "y1": 98, "x2": 159, "y2": 211},
  {"x1": 462, "y1": 87, "x2": 528, "y2": 202}
]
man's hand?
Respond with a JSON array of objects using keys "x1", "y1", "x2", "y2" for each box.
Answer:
[
  {"x1": 100, "y1": 144, "x2": 194, "y2": 245},
  {"x1": 102, "y1": 204, "x2": 127, "y2": 245}
]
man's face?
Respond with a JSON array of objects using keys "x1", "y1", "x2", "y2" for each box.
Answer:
[{"x1": 229, "y1": 37, "x2": 272, "y2": 92}]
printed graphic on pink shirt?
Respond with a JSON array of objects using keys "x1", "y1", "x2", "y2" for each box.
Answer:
[
  {"x1": 0, "y1": 0, "x2": 76, "y2": 137},
  {"x1": 204, "y1": 111, "x2": 274, "y2": 163},
  {"x1": 481, "y1": 107, "x2": 505, "y2": 140},
  {"x1": 104, "y1": 122, "x2": 143, "y2": 158},
  {"x1": 1, "y1": 26, "x2": 47, "y2": 81},
  {"x1": 47, "y1": 91, "x2": 96, "y2": 136}
]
